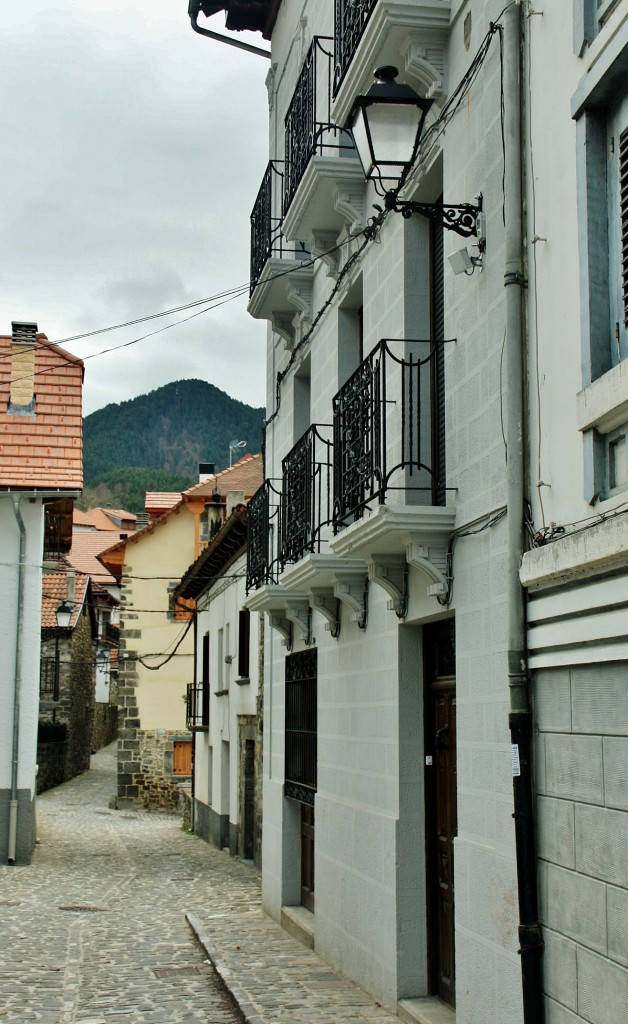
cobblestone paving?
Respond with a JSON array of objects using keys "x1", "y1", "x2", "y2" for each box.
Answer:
[{"x1": 0, "y1": 745, "x2": 401, "y2": 1024}]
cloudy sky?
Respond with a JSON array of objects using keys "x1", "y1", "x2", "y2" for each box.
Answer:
[{"x1": 1, "y1": 1, "x2": 270, "y2": 414}]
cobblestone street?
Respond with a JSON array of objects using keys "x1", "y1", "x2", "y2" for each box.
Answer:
[
  {"x1": 0, "y1": 745, "x2": 405, "y2": 1024},
  {"x1": 0, "y1": 746, "x2": 244, "y2": 1024}
]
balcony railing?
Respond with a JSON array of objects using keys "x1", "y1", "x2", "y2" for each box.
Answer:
[
  {"x1": 186, "y1": 680, "x2": 209, "y2": 732},
  {"x1": 333, "y1": 0, "x2": 378, "y2": 96},
  {"x1": 333, "y1": 338, "x2": 447, "y2": 529},
  {"x1": 250, "y1": 161, "x2": 309, "y2": 294},
  {"x1": 246, "y1": 479, "x2": 282, "y2": 591},
  {"x1": 281, "y1": 425, "x2": 333, "y2": 566},
  {"x1": 284, "y1": 36, "x2": 354, "y2": 216}
]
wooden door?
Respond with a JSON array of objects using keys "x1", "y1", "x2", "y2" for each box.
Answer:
[
  {"x1": 425, "y1": 622, "x2": 457, "y2": 1007},
  {"x1": 301, "y1": 804, "x2": 315, "y2": 911}
]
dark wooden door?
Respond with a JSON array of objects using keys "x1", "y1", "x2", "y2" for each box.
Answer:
[
  {"x1": 425, "y1": 622, "x2": 457, "y2": 1007},
  {"x1": 301, "y1": 804, "x2": 315, "y2": 911}
]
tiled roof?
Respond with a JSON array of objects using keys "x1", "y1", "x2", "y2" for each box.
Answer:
[
  {"x1": 185, "y1": 453, "x2": 263, "y2": 499},
  {"x1": 73, "y1": 508, "x2": 97, "y2": 528},
  {"x1": 98, "y1": 499, "x2": 186, "y2": 564},
  {"x1": 68, "y1": 530, "x2": 121, "y2": 586},
  {"x1": 0, "y1": 332, "x2": 83, "y2": 490},
  {"x1": 41, "y1": 570, "x2": 89, "y2": 629},
  {"x1": 78, "y1": 508, "x2": 136, "y2": 532},
  {"x1": 145, "y1": 492, "x2": 182, "y2": 515}
]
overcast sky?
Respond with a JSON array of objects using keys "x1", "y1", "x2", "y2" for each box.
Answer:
[{"x1": 1, "y1": 1, "x2": 270, "y2": 415}]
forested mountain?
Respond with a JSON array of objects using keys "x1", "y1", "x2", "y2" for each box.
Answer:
[{"x1": 81, "y1": 380, "x2": 265, "y2": 513}]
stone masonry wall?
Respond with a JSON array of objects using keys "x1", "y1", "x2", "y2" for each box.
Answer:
[
  {"x1": 136, "y1": 729, "x2": 185, "y2": 811},
  {"x1": 92, "y1": 703, "x2": 118, "y2": 751}
]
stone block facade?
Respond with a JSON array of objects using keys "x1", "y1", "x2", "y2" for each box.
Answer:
[{"x1": 534, "y1": 663, "x2": 628, "y2": 1022}]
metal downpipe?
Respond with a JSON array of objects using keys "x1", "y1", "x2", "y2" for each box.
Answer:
[
  {"x1": 503, "y1": 5, "x2": 544, "y2": 1021},
  {"x1": 8, "y1": 495, "x2": 27, "y2": 864}
]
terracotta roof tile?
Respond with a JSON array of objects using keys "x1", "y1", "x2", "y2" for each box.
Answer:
[
  {"x1": 0, "y1": 332, "x2": 83, "y2": 490},
  {"x1": 184, "y1": 453, "x2": 263, "y2": 499},
  {"x1": 68, "y1": 530, "x2": 121, "y2": 585},
  {"x1": 41, "y1": 570, "x2": 89, "y2": 629}
]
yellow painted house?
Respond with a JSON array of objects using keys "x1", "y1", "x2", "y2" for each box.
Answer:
[{"x1": 99, "y1": 454, "x2": 263, "y2": 809}]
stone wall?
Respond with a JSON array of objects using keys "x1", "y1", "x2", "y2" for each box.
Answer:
[
  {"x1": 136, "y1": 729, "x2": 186, "y2": 811},
  {"x1": 36, "y1": 739, "x2": 68, "y2": 793},
  {"x1": 92, "y1": 703, "x2": 118, "y2": 751}
]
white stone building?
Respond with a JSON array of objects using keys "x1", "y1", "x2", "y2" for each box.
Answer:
[{"x1": 191, "y1": 2, "x2": 627, "y2": 1022}]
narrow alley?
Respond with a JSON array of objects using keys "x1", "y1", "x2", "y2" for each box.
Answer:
[{"x1": 0, "y1": 746, "x2": 402, "y2": 1024}]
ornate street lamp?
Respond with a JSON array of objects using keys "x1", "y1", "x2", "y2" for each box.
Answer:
[{"x1": 346, "y1": 66, "x2": 485, "y2": 245}]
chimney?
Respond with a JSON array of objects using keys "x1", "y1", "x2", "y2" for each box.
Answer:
[
  {"x1": 199, "y1": 461, "x2": 215, "y2": 483},
  {"x1": 9, "y1": 321, "x2": 38, "y2": 414},
  {"x1": 66, "y1": 568, "x2": 76, "y2": 607}
]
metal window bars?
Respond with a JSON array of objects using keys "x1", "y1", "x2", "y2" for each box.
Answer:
[
  {"x1": 250, "y1": 161, "x2": 309, "y2": 294},
  {"x1": 283, "y1": 36, "x2": 354, "y2": 217},
  {"x1": 333, "y1": 0, "x2": 378, "y2": 96},
  {"x1": 333, "y1": 338, "x2": 447, "y2": 529},
  {"x1": 246, "y1": 479, "x2": 282, "y2": 591},
  {"x1": 281, "y1": 424, "x2": 333, "y2": 566},
  {"x1": 186, "y1": 680, "x2": 209, "y2": 731},
  {"x1": 284, "y1": 648, "x2": 317, "y2": 805}
]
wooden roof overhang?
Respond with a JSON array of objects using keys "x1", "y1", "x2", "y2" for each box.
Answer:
[{"x1": 176, "y1": 505, "x2": 248, "y2": 602}]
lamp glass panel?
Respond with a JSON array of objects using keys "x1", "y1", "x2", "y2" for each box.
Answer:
[
  {"x1": 351, "y1": 108, "x2": 373, "y2": 177},
  {"x1": 366, "y1": 102, "x2": 421, "y2": 171}
]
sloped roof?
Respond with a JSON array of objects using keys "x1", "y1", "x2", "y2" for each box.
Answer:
[
  {"x1": 176, "y1": 505, "x2": 248, "y2": 602},
  {"x1": 0, "y1": 332, "x2": 83, "y2": 490},
  {"x1": 69, "y1": 530, "x2": 121, "y2": 586},
  {"x1": 145, "y1": 492, "x2": 182, "y2": 516},
  {"x1": 73, "y1": 508, "x2": 97, "y2": 528},
  {"x1": 42, "y1": 570, "x2": 89, "y2": 629},
  {"x1": 185, "y1": 453, "x2": 263, "y2": 500},
  {"x1": 77, "y1": 507, "x2": 136, "y2": 532}
]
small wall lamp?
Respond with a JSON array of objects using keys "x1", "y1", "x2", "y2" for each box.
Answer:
[
  {"x1": 346, "y1": 66, "x2": 485, "y2": 247},
  {"x1": 55, "y1": 600, "x2": 73, "y2": 629}
]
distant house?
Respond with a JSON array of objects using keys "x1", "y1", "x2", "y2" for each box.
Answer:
[
  {"x1": 0, "y1": 321, "x2": 83, "y2": 864},
  {"x1": 98, "y1": 454, "x2": 263, "y2": 811}
]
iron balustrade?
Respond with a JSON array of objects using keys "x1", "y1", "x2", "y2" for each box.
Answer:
[
  {"x1": 284, "y1": 648, "x2": 317, "y2": 806},
  {"x1": 283, "y1": 36, "x2": 354, "y2": 217},
  {"x1": 250, "y1": 162, "x2": 309, "y2": 294},
  {"x1": 281, "y1": 424, "x2": 333, "y2": 566},
  {"x1": 333, "y1": 0, "x2": 378, "y2": 96},
  {"x1": 246, "y1": 479, "x2": 282, "y2": 591},
  {"x1": 333, "y1": 338, "x2": 447, "y2": 528},
  {"x1": 186, "y1": 680, "x2": 209, "y2": 732}
]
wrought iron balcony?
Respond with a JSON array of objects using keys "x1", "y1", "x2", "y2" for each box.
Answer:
[
  {"x1": 333, "y1": 338, "x2": 447, "y2": 529},
  {"x1": 283, "y1": 36, "x2": 354, "y2": 217},
  {"x1": 186, "y1": 680, "x2": 209, "y2": 732},
  {"x1": 281, "y1": 425, "x2": 333, "y2": 566},
  {"x1": 246, "y1": 479, "x2": 282, "y2": 591},
  {"x1": 250, "y1": 162, "x2": 309, "y2": 295},
  {"x1": 333, "y1": 0, "x2": 378, "y2": 96}
]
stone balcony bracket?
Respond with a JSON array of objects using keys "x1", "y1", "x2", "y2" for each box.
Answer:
[
  {"x1": 310, "y1": 587, "x2": 341, "y2": 638},
  {"x1": 369, "y1": 555, "x2": 409, "y2": 618},
  {"x1": 406, "y1": 538, "x2": 449, "y2": 597},
  {"x1": 281, "y1": 156, "x2": 366, "y2": 247},
  {"x1": 248, "y1": 259, "x2": 313, "y2": 342},
  {"x1": 284, "y1": 598, "x2": 314, "y2": 645},
  {"x1": 311, "y1": 231, "x2": 340, "y2": 278},
  {"x1": 333, "y1": 570, "x2": 369, "y2": 630},
  {"x1": 269, "y1": 612, "x2": 294, "y2": 650}
]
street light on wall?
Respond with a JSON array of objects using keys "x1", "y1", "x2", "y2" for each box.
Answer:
[
  {"x1": 346, "y1": 66, "x2": 486, "y2": 252},
  {"x1": 53, "y1": 600, "x2": 73, "y2": 703}
]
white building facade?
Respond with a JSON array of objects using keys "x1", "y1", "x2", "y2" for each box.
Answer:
[
  {"x1": 177, "y1": 506, "x2": 262, "y2": 863},
  {"x1": 193, "y1": 1, "x2": 627, "y2": 1021}
]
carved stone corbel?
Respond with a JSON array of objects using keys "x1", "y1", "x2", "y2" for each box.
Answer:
[
  {"x1": 285, "y1": 598, "x2": 313, "y2": 644},
  {"x1": 369, "y1": 556, "x2": 408, "y2": 618},
  {"x1": 269, "y1": 612, "x2": 293, "y2": 650},
  {"x1": 310, "y1": 587, "x2": 341, "y2": 639},
  {"x1": 311, "y1": 231, "x2": 340, "y2": 278},
  {"x1": 334, "y1": 571, "x2": 368, "y2": 630},
  {"x1": 406, "y1": 539, "x2": 449, "y2": 597}
]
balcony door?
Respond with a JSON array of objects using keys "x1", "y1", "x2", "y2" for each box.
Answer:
[
  {"x1": 285, "y1": 649, "x2": 317, "y2": 911},
  {"x1": 424, "y1": 620, "x2": 457, "y2": 1007}
]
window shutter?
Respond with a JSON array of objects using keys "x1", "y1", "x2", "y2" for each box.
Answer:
[
  {"x1": 238, "y1": 609, "x2": 251, "y2": 678},
  {"x1": 620, "y1": 126, "x2": 628, "y2": 327}
]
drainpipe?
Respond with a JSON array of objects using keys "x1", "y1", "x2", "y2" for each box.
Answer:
[
  {"x1": 8, "y1": 495, "x2": 27, "y2": 864},
  {"x1": 503, "y1": 5, "x2": 544, "y2": 1022},
  {"x1": 188, "y1": 1, "x2": 271, "y2": 58}
]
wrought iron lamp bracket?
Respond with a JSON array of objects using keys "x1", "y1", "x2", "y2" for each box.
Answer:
[{"x1": 384, "y1": 191, "x2": 485, "y2": 246}]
